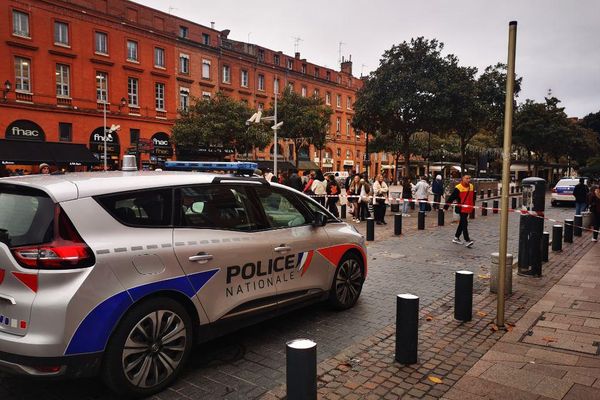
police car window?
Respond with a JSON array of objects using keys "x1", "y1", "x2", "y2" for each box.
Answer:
[
  {"x1": 178, "y1": 186, "x2": 262, "y2": 231},
  {"x1": 96, "y1": 189, "x2": 172, "y2": 227},
  {"x1": 254, "y1": 187, "x2": 309, "y2": 228},
  {"x1": 303, "y1": 197, "x2": 337, "y2": 221}
]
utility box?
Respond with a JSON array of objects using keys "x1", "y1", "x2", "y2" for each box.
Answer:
[{"x1": 518, "y1": 177, "x2": 546, "y2": 277}]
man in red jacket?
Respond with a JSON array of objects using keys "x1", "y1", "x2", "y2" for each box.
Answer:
[{"x1": 444, "y1": 175, "x2": 475, "y2": 248}]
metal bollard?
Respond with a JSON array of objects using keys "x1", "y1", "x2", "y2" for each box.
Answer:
[
  {"x1": 395, "y1": 294, "x2": 419, "y2": 365},
  {"x1": 487, "y1": 189, "x2": 492, "y2": 198},
  {"x1": 482, "y1": 201, "x2": 488, "y2": 216},
  {"x1": 455, "y1": 271, "x2": 473, "y2": 322},
  {"x1": 340, "y1": 204, "x2": 346, "y2": 219},
  {"x1": 390, "y1": 202, "x2": 400, "y2": 213},
  {"x1": 552, "y1": 225, "x2": 563, "y2": 251},
  {"x1": 470, "y1": 207, "x2": 475, "y2": 219},
  {"x1": 574, "y1": 215, "x2": 583, "y2": 237},
  {"x1": 511, "y1": 197, "x2": 517, "y2": 210},
  {"x1": 479, "y1": 190, "x2": 484, "y2": 200},
  {"x1": 286, "y1": 339, "x2": 317, "y2": 400},
  {"x1": 518, "y1": 214, "x2": 531, "y2": 271},
  {"x1": 438, "y1": 209, "x2": 445, "y2": 226},
  {"x1": 366, "y1": 218, "x2": 375, "y2": 241},
  {"x1": 410, "y1": 200, "x2": 415, "y2": 210},
  {"x1": 542, "y1": 232, "x2": 549, "y2": 262},
  {"x1": 394, "y1": 213, "x2": 402, "y2": 235},
  {"x1": 564, "y1": 219, "x2": 573, "y2": 243},
  {"x1": 493, "y1": 200, "x2": 499, "y2": 214},
  {"x1": 418, "y1": 211, "x2": 425, "y2": 230},
  {"x1": 529, "y1": 217, "x2": 544, "y2": 277}
]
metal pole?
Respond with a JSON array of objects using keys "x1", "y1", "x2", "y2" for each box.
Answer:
[
  {"x1": 99, "y1": 75, "x2": 107, "y2": 172},
  {"x1": 274, "y1": 80, "x2": 278, "y2": 177},
  {"x1": 286, "y1": 339, "x2": 317, "y2": 400},
  {"x1": 497, "y1": 21, "x2": 518, "y2": 328},
  {"x1": 482, "y1": 201, "x2": 488, "y2": 216},
  {"x1": 394, "y1": 213, "x2": 402, "y2": 235},
  {"x1": 455, "y1": 270, "x2": 473, "y2": 322},
  {"x1": 395, "y1": 294, "x2": 419, "y2": 364},
  {"x1": 366, "y1": 218, "x2": 375, "y2": 241},
  {"x1": 552, "y1": 224, "x2": 563, "y2": 251},
  {"x1": 574, "y1": 215, "x2": 583, "y2": 237}
]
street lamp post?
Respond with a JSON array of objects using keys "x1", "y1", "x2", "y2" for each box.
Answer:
[
  {"x1": 96, "y1": 75, "x2": 108, "y2": 171},
  {"x1": 2, "y1": 80, "x2": 11, "y2": 101},
  {"x1": 274, "y1": 83, "x2": 278, "y2": 177}
]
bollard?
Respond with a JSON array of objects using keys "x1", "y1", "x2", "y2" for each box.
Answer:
[
  {"x1": 511, "y1": 186, "x2": 515, "y2": 194},
  {"x1": 511, "y1": 197, "x2": 517, "y2": 210},
  {"x1": 394, "y1": 213, "x2": 402, "y2": 235},
  {"x1": 482, "y1": 201, "x2": 488, "y2": 216},
  {"x1": 529, "y1": 217, "x2": 544, "y2": 277},
  {"x1": 490, "y1": 253, "x2": 513, "y2": 294},
  {"x1": 410, "y1": 201, "x2": 415, "y2": 210},
  {"x1": 340, "y1": 204, "x2": 347, "y2": 219},
  {"x1": 438, "y1": 208, "x2": 444, "y2": 226},
  {"x1": 366, "y1": 218, "x2": 375, "y2": 241},
  {"x1": 479, "y1": 190, "x2": 484, "y2": 200},
  {"x1": 574, "y1": 215, "x2": 583, "y2": 237},
  {"x1": 455, "y1": 271, "x2": 473, "y2": 322},
  {"x1": 493, "y1": 200, "x2": 499, "y2": 214},
  {"x1": 518, "y1": 214, "x2": 531, "y2": 272},
  {"x1": 470, "y1": 207, "x2": 475, "y2": 219},
  {"x1": 564, "y1": 219, "x2": 573, "y2": 243},
  {"x1": 552, "y1": 225, "x2": 563, "y2": 251},
  {"x1": 391, "y1": 202, "x2": 400, "y2": 213},
  {"x1": 395, "y1": 294, "x2": 419, "y2": 364},
  {"x1": 417, "y1": 211, "x2": 425, "y2": 230},
  {"x1": 286, "y1": 339, "x2": 317, "y2": 400},
  {"x1": 542, "y1": 232, "x2": 549, "y2": 262},
  {"x1": 487, "y1": 189, "x2": 492, "y2": 198}
]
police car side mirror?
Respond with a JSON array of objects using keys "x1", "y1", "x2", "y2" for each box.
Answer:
[{"x1": 313, "y1": 212, "x2": 327, "y2": 228}]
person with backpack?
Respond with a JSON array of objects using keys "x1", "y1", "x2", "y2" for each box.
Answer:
[
  {"x1": 444, "y1": 174, "x2": 475, "y2": 248},
  {"x1": 432, "y1": 175, "x2": 444, "y2": 210},
  {"x1": 326, "y1": 174, "x2": 341, "y2": 217}
]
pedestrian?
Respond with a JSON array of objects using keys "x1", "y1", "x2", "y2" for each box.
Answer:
[
  {"x1": 444, "y1": 174, "x2": 475, "y2": 248},
  {"x1": 573, "y1": 178, "x2": 589, "y2": 216},
  {"x1": 347, "y1": 175, "x2": 361, "y2": 222},
  {"x1": 373, "y1": 174, "x2": 389, "y2": 224},
  {"x1": 432, "y1": 175, "x2": 444, "y2": 210},
  {"x1": 413, "y1": 176, "x2": 430, "y2": 212},
  {"x1": 359, "y1": 178, "x2": 371, "y2": 221},
  {"x1": 39, "y1": 163, "x2": 51, "y2": 175},
  {"x1": 0, "y1": 164, "x2": 10, "y2": 178},
  {"x1": 401, "y1": 177, "x2": 413, "y2": 216},
  {"x1": 311, "y1": 170, "x2": 327, "y2": 206},
  {"x1": 287, "y1": 169, "x2": 303, "y2": 191},
  {"x1": 326, "y1": 174, "x2": 341, "y2": 217},
  {"x1": 263, "y1": 168, "x2": 274, "y2": 183},
  {"x1": 589, "y1": 185, "x2": 600, "y2": 242}
]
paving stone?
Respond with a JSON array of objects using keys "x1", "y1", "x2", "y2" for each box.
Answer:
[{"x1": 563, "y1": 383, "x2": 600, "y2": 400}]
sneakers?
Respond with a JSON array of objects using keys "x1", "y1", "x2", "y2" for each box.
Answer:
[
  {"x1": 465, "y1": 240, "x2": 474, "y2": 248},
  {"x1": 452, "y1": 237, "x2": 463, "y2": 244}
]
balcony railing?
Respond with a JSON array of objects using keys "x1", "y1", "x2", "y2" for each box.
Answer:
[{"x1": 15, "y1": 92, "x2": 33, "y2": 102}]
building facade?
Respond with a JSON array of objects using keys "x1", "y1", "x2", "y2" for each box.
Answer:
[{"x1": 1, "y1": 0, "x2": 392, "y2": 176}]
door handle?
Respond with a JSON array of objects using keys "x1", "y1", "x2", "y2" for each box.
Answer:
[
  {"x1": 0, "y1": 294, "x2": 16, "y2": 305},
  {"x1": 188, "y1": 253, "x2": 214, "y2": 263},
  {"x1": 274, "y1": 245, "x2": 292, "y2": 253}
]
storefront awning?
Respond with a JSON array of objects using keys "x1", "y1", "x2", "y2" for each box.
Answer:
[
  {"x1": 296, "y1": 160, "x2": 320, "y2": 171},
  {"x1": 0, "y1": 140, "x2": 100, "y2": 165}
]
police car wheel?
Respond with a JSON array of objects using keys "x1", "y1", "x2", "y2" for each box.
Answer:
[
  {"x1": 102, "y1": 297, "x2": 193, "y2": 398},
  {"x1": 329, "y1": 253, "x2": 364, "y2": 310}
]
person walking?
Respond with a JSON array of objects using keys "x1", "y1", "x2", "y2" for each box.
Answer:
[
  {"x1": 287, "y1": 169, "x2": 303, "y2": 191},
  {"x1": 311, "y1": 170, "x2": 327, "y2": 206},
  {"x1": 326, "y1": 174, "x2": 341, "y2": 217},
  {"x1": 574, "y1": 178, "x2": 589, "y2": 216},
  {"x1": 589, "y1": 185, "x2": 600, "y2": 242},
  {"x1": 432, "y1": 175, "x2": 444, "y2": 210},
  {"x1": 444, "y1": 174, "x2": 475, "y2": 247},
  {"x1": 347, "y1": 175, "x2": 361, "y2": 222},
  {"x1": 373, "y1": 174, "x2": 389, "y2": 224},
  {"x1": 401, "y1": 177, "x2": 413, "y2": 216},
  {"x1": 413, "y1": 176, "x2": 430, "y2": 212},
  {"x1": 359, "y1": 178, "x2": 371, "y2": 221}
]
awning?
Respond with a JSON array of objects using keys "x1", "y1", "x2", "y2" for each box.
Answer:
[
  {"x1": 297, "y1": 160, "x2": 320, "y2": 170},
  {"x1": 0, "y1": 140, "x2": 99, "y2": 165},
  {"x1": 254, "y1": 160, "x2": 296, "y2": 171}
]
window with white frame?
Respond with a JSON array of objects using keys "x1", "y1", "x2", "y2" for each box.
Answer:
[
  {"x1": 54, "y1": 21, "x2": 69, "y2": 46},
  {"x1": 12, "y1": 10, "x2": 30, "y2": 37},
  {"x1": 314, "y1": 67, "x2": 320, "y2": 78},
  {"x1": 155, "y1": 82, "x2": 165, "y2": 110},
  {"x1": 241, "y1": 69, "x2": 249, "y2": 87},
  {"x1": 274, "y1": 78, "x2": 279, "y2": 94},
  {"x1": 273, "y1": 54, "x2": 280, "y2": 65},
  {"x1": 222, "y1": 65, "x2": 231, "y2": 83},
  {"x1": 95, "y1": 32, "x2": 108, "y2": 54},
  {"x1": 347, "y1": 96, "x2": 352, "y2": 109},
  {"x1": 288, "y1": 82, "x2": 294, "y2": 92},
  {"x1": 313, "y1": 88, "x2": 320, "y2": 98},
  {"x1": 96, "y1": 72, "x2": 108, "y2": 102},
  {"x1": 202, "y1": 33, "x2": 210, "y2": 46},
  {"x1": 287, "y1": 58, "x2": 293, "y2": 70},
  {"x1": 154, "y1": 47, "x2": 165, "y2": 68},
  {"x1": 127, "y1": 40, "x2": 138, "y2": 62},
  {"x1": 179, "y1": 26, "x2": 188, "y2": 38},
  {"x1": 326, "y1": 92, "x2": 331, "y2": 105},
  {"x1": 14, "y1": 57, "x2": 31, "y2": 92},
  {"x1": 202, "y1": 91, "x2": 211, "y2": 99},
  {"x1": 336, "y1": 117, "x2": 341, "y2": 133},
  {"x1": 55, "y1": 64, "x2": 70, "y2": 97},
  {"x1": 258, "y1": 102, "x2": 264, "y2": 111},
  {"x1": 326, "y1": 71, "x2": 331, "y2": 81},
  {"x1": 301, "y1": 86, "x2": 307, "y2": 97},
  {"x1": 257, "y1": 74, "x2": 265, "y2": 91},
  {"x1": 179, "y1": 53, "x2": 189, "y2": 74},
  {"x1": 127, "y1": 77, "x2": 138, "y2": 107},
  {"x1": 346, "y1": 119, "x2": 351, "y2": 136},
  {"x1": 301, "y1": 64, "x2": 307, "y2": 74},
  {"x1": 179, "y1": 87, "x2": 189, "y2": 111},
  {"x1": 346, "y1": 149, "x2": 351, "y2": 158},
  {"x1": 202, "y1": 59, "x2": 211, "y2": 79},
  {"x1": 336, "y1": 94, "x2": 341, "y2": 108},
  {"x1": 337, "y1": 148, "x2": 341, "y2": 156}
]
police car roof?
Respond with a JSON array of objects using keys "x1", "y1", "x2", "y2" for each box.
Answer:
[{"x1": 0, "y1": 171, "x2": 258, "y2": 202}]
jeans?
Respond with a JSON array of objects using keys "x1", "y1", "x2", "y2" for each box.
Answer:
[
  {"x1": 575, "y1": 202, "x2": 587, "y2": 216},
  {"x1": 418, "y1": 199, "x2": 427, "y2": 212},
  {"x1": 375, "y1": 201, "x2": 386, "y2": 222},
  {"x1": 433, "y1": 194, "x2": 442, "y2": 210},
  {"x1": 327, "y1": 197, "x2": 339, "y2": 217},
  {"x1": 455, "y1": 213, "x2": 471, "y2": 241},
  {"x1": 402, "y1": 199, "x2": 411, "y2": 214}
]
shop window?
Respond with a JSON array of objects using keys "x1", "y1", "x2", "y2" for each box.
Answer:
[{"x1": 59, "y1": 122, "x2": 72, "y2": 142}]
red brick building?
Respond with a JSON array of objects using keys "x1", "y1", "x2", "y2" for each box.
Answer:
[{"x1": 0, "y1": 0, "x2": 392, "y2": 176}]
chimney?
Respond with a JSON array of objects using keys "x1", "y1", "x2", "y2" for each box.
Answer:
[
  {"x1": 295, "y1": 52, "x2": 300, "y2": 59},
  {"x1": 341, "y1": 54, "x2": 352, "y2": 75},
  {"x1": 210, "y1": 21, "x2": 215, "y2": 29}
]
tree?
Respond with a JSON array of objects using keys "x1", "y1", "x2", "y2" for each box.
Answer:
[
  {"x1": 274, "y1": 87, "x2": 333, "y2": 164},
  {"x1": 353, "y1": 37, "x2": 455, "y2": 178},
  {"x1": 512, "y1": 99, "x2": 555, "y2": 174},
  {"x1": 581, "y1": 110, "x2": 600, "y2": 145},
  {"x1": 172, "y1": 92, "x2": 271, "y2": 156}
]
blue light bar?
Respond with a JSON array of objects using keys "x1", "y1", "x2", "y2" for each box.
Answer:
[{"x1": 163, "y1": 161, "x2": 258, "y2": 173}]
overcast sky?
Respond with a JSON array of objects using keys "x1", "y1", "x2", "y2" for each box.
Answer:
[{"x1": 138, "y1": 0, "x2": 599, "y2": 118}]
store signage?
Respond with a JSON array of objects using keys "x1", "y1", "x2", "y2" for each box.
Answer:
[
  {"x1": 151, "y1": 132, "x2": 173, "y2": 158},
  {"x1": 89, "y1": 127, "x2": 120, "y2": 154},
  {"x1": 5, "y1": 120, "x2": 45, "y2": 141}
]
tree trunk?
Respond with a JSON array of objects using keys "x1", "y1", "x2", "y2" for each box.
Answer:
[
  {"x1": 526, "y1": 150, "x2": 532, "y2": 176},
  {"x1": 402, "y1": 133, "x2": 411, "y2": 179},
  {"x1": 395, "y1": 152, "x2": 401, "y2": 184},
  {"x1": 460, "y1": 136, "x2": 466, "y2": 176}
]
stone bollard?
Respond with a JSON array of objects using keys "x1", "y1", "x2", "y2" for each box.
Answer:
[
  {"x1": 479, "y1": 190, "x2": 484, "y2": 200},
  {"x1": 487, "y1": 189, "x2": 492, "y2": 198},
  {"x1": 511, "y1": 197, "x2": 517, "y2": 210},
  {"x1": 438, "y1": 208, "x2": 444, "y2": 226},
  {"x1": 490, "y1": 252, "x2": 513, "y2": 294}
]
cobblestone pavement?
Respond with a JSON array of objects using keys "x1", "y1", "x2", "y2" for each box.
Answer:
[{"x1": 0, "y1": 198, "x2": 576, "y2": 399}]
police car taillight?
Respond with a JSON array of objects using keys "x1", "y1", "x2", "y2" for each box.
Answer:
[{"x1": 11, "y1": 207, "x2": 95, "y2": 270}]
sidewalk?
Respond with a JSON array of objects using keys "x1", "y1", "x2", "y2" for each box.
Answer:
[
  {"x1": 262, "y1": 231, "x2": 597, "y2": 399},
  {"x1": 445, "y1": 241, "x2": 600, "y2": 400}
]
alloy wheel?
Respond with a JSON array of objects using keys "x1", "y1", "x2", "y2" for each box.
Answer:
[{"x1": 334, "y1": 258, "x2": 363, "y2": 306}]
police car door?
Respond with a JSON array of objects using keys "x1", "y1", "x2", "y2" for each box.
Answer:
[
  {"x1": 252, "y1": 186, "x2": 331, "y2": 305},
  {"x1": 173, "y1": 184, "x2": 274, "y2": 322}
]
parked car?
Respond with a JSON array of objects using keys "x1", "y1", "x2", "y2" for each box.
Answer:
[
  {"x1": 324, "y1": 171, "x2": 350, "y2": 187},
  {"x1": 551, "y1": 177, "x2": 588, "y2": 206},
  {"x1": 0, "y1": 162, "x2": 366, "y2": 397}
]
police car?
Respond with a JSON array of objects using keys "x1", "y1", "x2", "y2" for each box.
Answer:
[
  {"x1": 551, "y1": 177, "x2": 588, "y2": 206},
  {"x1": 0, "y1": 160, "x2": 366, "y2": 397}
]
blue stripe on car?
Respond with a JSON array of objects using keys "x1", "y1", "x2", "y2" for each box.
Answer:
[{"x1": 65, "y1": 269, "x2": 219, "y2": 355}]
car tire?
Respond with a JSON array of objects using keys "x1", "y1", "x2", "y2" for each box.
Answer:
[
  {"x1": 551, "y1": 201, "x2": 557, "y2": 207},
  {"x1": 328, "y1": 253, "x2": 364, "y2": 310},
  {"x1": 102, "y1": 297, "x2": 193, "y2": 399}
]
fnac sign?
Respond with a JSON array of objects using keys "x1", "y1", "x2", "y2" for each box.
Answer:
[{"x1": 5, "y1": 120, "x2": 45, "y2": 141}]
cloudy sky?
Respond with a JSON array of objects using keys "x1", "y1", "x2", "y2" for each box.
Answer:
[{"x1": 137, "y1": 0, "x2": 599, "y2": 118}]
